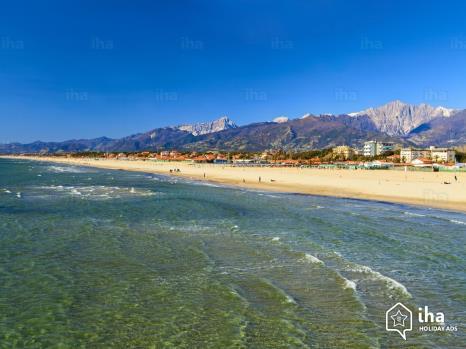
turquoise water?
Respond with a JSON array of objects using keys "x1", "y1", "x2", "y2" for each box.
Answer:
[{"x1": 0, "y1": 158, "x2": 464, "y2": 348}]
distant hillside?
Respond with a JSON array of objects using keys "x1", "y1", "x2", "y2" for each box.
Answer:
[
  {"x1": 0, "y1": 116, "x2": 395, "y2": 153},
  {"x1": 406, "y1": 110, "x2": 466, "y2": 147},
  {"x1": 2, "y1": 100, "x2": 466, "y2": 154},
  {"x1": 182, "y1": 115, "x2": 396, "y2": 152},
  {"x1": 0, "y1": 137, "x2": 114, "y2": 154}
]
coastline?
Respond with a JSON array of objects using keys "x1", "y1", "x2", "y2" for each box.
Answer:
[{"x1": 2, "y1": 155, "x2": 466, "y2": 213}]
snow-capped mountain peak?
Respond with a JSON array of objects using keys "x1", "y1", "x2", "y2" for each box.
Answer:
[
  {"x1": 273, "y1": 116, "x2": 289, "y2": 123},
  {"x1": 348, "y1": 100, "x2": 457, "y2": 136},
  {"x1": 176, "y1": 116, "x2": 237, "y2": 136},
  {"x1": 434, "y1": 106, "x2": 456, "y2": 117}
]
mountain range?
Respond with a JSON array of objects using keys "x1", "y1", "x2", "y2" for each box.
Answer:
[{"x1": 1, "y1": 101, "x2": 465, "y2": 153}]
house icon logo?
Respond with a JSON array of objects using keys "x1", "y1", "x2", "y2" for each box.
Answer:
[{"x1": 386, "y1": 302, "x2": 412, "y2": 340}]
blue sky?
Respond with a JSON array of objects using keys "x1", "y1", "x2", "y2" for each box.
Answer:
[{"x1": 2, "y1": 0, "x2": 466, "y2": 143}]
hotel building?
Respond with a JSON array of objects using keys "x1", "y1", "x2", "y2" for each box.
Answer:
[
  {"x1": 400, "y1": 146, "x2": 456, "y2": 163},
  {"x1": 363, "y1": 141, "x2": 395, "y2": 157}
]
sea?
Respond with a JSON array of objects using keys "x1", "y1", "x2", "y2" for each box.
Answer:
[{"x1": 0, "y1": 158, "x2": 464, "y2": 348}]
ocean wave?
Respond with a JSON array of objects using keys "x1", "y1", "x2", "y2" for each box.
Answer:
[
  {"x1": 421, "y1": 214, "x2": 466, "y2": 226},
  {"x1": 306, "y1": 205, "x2": 324, "y2": 210},
  {"x1": 246, "y1": 192, "x2": 281, "y2": 198},
  {"x1": 32, "y1": 185, "x2": 155, "y2": 200},
  {"x1": 177, "y1": 178, "x2": 221, "y2": 187},
  {"x1": 217, "y1": 260, "x2": 304, "y2": 274},
  {"x1": 403, "y1": 211, "x2": 426, "y2": 217},
  {"x1": 285, "y1": 294, "x2": 297, "y2": 304},
  {"x1": 46, "y1": 165, "x2": 92, "y2": 173},
  {"x1": 145, "y1": 176, "x2": 160, "y2": 181},
  {"x1": 343, "y1": 278, "x2": 357, "y2": 290},
  {"x1": 449, "y1": 219, "x2": 466, "y2": 225},
  {"x1": 347, "y1": 264, "x2": 411, "y2": 297},
  {"x1": 302, "y1": 253, "x2": 324, "y2": 265},
  {"x1": 262, "y1": 278, "x2": 298, "y2": 306}
]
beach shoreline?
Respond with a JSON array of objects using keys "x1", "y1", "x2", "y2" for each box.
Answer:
[{"x1": 2, "y1": 155, "x2": 466, "y2": 213}]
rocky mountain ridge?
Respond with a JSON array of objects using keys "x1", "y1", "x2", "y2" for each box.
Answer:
[{"x1": 1, "y1": 101, "x2": 465, "y2": 153}]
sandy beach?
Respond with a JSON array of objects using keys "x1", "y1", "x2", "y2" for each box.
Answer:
[{"x1": 3, "y1": 155, "x2": 466, "y2": 213}]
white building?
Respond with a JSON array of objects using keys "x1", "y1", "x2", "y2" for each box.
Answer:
[
  {"x1": 400, "y1": 146, "x2": 456, "y2": 163},
  {"x1": 363, "y1": 141, "x2": 377, "y2": 157},
  {"x1": 430, "y1": 147, "x2": 456, "y2": 163},
  {"x1": 400, "y1": 148, "x2": 430, "y2": 163},
  {"x1": 363, "y1": 141, "x2": 395, "y2": 157}
]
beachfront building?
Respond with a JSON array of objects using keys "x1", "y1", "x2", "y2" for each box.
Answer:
[
  {"x1": 430, "y1": 147, "x2": 456, "y2": 163},
  {"x1": 400, "y1": 146, "x2": 456, "y2": 163},
  {"x1": 332, "y1": 145, "x2": 355, "y2": 159},
  {"x1": 400, "y1": 148, "x2": 430, "y2": 163},
  {"x1": 363, "y1": 141, "x2": 395, "y2": 157},
  {"x1": 377, "y1": 142, "x2": 395, "y2": 154},
  {"x1": 363, "y1": 141, "x2": 377, "y2": 157}
]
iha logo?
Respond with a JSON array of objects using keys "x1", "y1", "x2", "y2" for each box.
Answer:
[
  {"x1": 386, "y1": 303, "x2": 412, "y2": 340},
  {"x1": 386, "y1": 303, "x2": 457, "y2": 340}
]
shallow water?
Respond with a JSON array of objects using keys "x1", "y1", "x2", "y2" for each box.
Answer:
[{"x1": 0, "y1": 159, "x2": 464, "y2": 348}]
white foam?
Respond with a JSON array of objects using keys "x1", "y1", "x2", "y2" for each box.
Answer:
[
  {"x1": 46, "y1": 165, "x2": 90, "y2": 173},
  {"x1": 16, "y1": 192, "x2": 21, "y2": 198},
  {"x1": 404, "y1": 212, "x2": 426, "y2": 217},
  {"x1": 449, "y1": 219, "x2": 466, "y2": 225},
  {"x1": 349, "y1": 264, "x2": 411, "y2": 297},
  {"x1": 303, "y1": 253, "x2": 324, "y2": 265},
  {"x1": 343, "y1": 279, "x2": 357, "y2": 290},
  {"x1": 71, "y1": 189, "x2": 82, "y2": 196},
  {"x1": 271, "y1": 237, "x2": 280, "y2": 242},
  {"x1": 33, "y1": 185, "x2": 155, "y2": 200}
]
